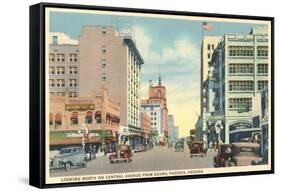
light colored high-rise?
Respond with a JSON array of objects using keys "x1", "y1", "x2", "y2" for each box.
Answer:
[
  {"x1": 49, "y1": 32, "x2": 79, "y2": 97},
  {"x1": 79, "y1": 26, "x2": 144, "y2": 137},
  {"x1": 168, "y1": 114, "x2": 174, "y2": 140},
  {"x1": 223, "y1": 26, "x2": 269, "y2": 143}
]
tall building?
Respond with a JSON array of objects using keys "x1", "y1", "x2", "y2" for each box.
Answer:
[
  {"x1": 201, "y1": 36, "x2": 222, "y2": 116},
  {"x1": 140, "y1": 77, "x2": 169, "y2": 144},
  {"x1": 202, "y1": 26, "x2": 269, "y2": 144},
  {"x1": 173, "y1": 126, "x2": 179, "y2": 140},
  {"x1": 78, "y1": 26, "x2": 144, "y2": 143},
  {"x1": 223, "y1": 26, "x2": 269, "y2": 143},
  {"x1": 49, "y1": 32, "x2": 79, "y2": 97},
  {"x1": 168, "y1": 115, "x2": 174, "y2": 140}
]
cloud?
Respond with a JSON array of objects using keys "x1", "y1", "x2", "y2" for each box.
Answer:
[{"x1": 134, "y1": 25, "x2": 201, "y2": 137}]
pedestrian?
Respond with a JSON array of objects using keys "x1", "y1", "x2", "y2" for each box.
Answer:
[{"x1": 92, "y1": 145, "x2": 96, "y2": 160}]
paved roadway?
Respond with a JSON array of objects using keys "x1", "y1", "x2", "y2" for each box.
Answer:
[{"x1": 50, "y1": 145, "x2": 217, "y2": 177}]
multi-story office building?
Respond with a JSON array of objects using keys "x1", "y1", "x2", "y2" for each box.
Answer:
[
  {"x1": 199, "y1": 36, "x2": 223, "y2": 141},
  {"x1": 78, "y1": 26, "x2": 144, "y2": 144},
  {"x1": 140, "y1": 101, "x2": 165, "y2": 145},
  {"x1": 168, "y1": 115, "x2": 174, "y2": 140},
  {"x1": 140, "y1": 77, "x2": 169, "y2": 144},
  {"x1": 224, "y1": 26, "x2": 269, "y2": 143},
  {"x1": 49, "y1": 32, "x2": 79, "y2": 97},
  {"x1": 203, "y1": 26, "x2": 269, "y2": 144}
]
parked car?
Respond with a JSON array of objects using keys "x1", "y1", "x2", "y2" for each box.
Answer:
[
  {"x1": 134, "y1": 144, "x2": 143, "y2": 152},
  {"x1": 190, "y1": 141, "x2": 206, "y2": 157},
  {"x1": 49, "y1": 146, "x2": 88, "y2": 171},
  {"x1": 231, "y1": 142, "x2": 261, "y2": 166},
  {"x1": 213, "y1": 144, "x2": 233, "y2": 167},
  {"x1": 109, "y1": 144, "x2": 133, "y2": 163},
  {"x1": 175, "y1": 141, "x2": 184, "y2": 152}
]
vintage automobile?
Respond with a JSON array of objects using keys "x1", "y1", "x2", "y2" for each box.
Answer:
[
  {"x1": 231, "y1": 142, "x2": 261, "y2": 166},
  {"x1": 190, "y1": 141, "x2": 206, "y2": 157},
  {"x1": 213, "y1": 144, "x2": 233, "y2": 167},
  {"x1": 175, "y1": 141, "x2": 184, "y2": 152},
  {"x1": 109, "y1": 144, "x2": 133, "y2": 163},
  {"x1": 134, "y1": 144, "x2": 143, "y2": 153},
  {"x1": 49, "y1": 146, "x2": 88, "y2": 171}
]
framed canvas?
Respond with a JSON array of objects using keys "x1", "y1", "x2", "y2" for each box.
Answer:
[{"x1": 29, "y1": 2, "x2": 274, "y2": 188}]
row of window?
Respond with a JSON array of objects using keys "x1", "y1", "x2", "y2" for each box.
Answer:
[
  {"x1": 50, "y1": 111, "x2": 120, "y2": 126},
  {"x1": 49, "y1": 79, "x2": 78, "y2": 87},
  {"x1": 228, "y1": 80, "x2": 268, "y2": 91},
  {"x1": 49, "y1": 53, "x2": 78, "y2": 62},
  {"x1": 229, "y1": 64, "x2": 254, "y2": 74},
  {"x1": 229, "y1": 98, "x2": 252, "y2": 109},
  {"x1": 229, "y1": 46, "x2": 254, "y2": 57},
  {"x1": 50, "y1": 91, "x2": 78, "y2": 97},
  {"x1": 228, "y1": 46, "x2": 268, "y2": 57},
  {"x1": 228, "y1": 63, "x2": 268, "y2": 74},
  {"x1": 229, "y1": 81, "x2": 254, "y2": 91},
  {"x1": 49, "y1": 66, "x2": 78, "y2": 75}
]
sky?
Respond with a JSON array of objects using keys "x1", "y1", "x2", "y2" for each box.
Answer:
[{"x1": 50, "y1": 11, "x2": 261, "y2": 137}]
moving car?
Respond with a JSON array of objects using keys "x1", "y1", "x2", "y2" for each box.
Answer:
[
  {"x1": 190, "y1": 141, "x2": 206, "y2": 157},
  {"x1": 49, "y1": 146, "x2": 88, "y2": 171},
  {"x1": 175, "y1": 141, "x2": 184, "y2": 152},
  {"x1": 213, "y1": 144, "x2": 233, "y2": 167},
  {"x1": 109, "y1": 144, "x2": 133, "y2": 163},
  {"x1": 231, "y1": 142, "x2": 261, "y2": 166}
]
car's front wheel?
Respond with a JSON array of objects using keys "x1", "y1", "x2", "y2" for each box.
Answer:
[{"x1": 64, "y1": 162, "x2": 71, "y2": 171}]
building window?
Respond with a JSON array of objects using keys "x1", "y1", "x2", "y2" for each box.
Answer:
[
  {"x1": 101, "y1": 59, "x2": 106, "y2": 68},
  {"x1": 71, "y1": 112, "x2": 78, "y2": 125},
  {"x1": 102, "y1": 73, "x2": 106, "y2": 81},
  {"x1": 69, "y1": 54, "x2": 78, "y2": 62},
  {"x1": 228, "y1": 81, "x2": 254, "y2": 91},
  {"x1": 229, "y1": 98, "x2": 252, "y2": 110},
  {"x1": 52, "y1": 36, "x2": 58, "y2": 45},
  {"x1": 85, "y1": 111, "x2": 93, "y2": 124},
  {"x1": 212, "y1": 44, "x2": 215, "y2": 50},
  {"x1": 69, "y1": 66, "x2": 78, "y2": 75},
  {"x1": 208, "y1": 53, "x2": 211, "y2": 59},
  {"x1": 56, "y1": 54, "x2": 65, "y2": 62},
  {"x1": 228, "y1": 64, "x2": 254, "y2": 74},
  {"x1": 257, "y1": 46, "x2": 268, "y2": 57},
  {"x1": 228, "y1": 46, "x2": 254, "y2": 57},
  {"x1": 56, "y1": 79, "x2": 65, "y2": 87},
  {"x1": 154, "y1": 122, "x2": 156, "y2": 126},
  {"x1": 69, "y1": 79, "x2": 77, "y2": 87},
  {"x1": 49, "y1": 54, "x2": 55, "y2": 62},
  {"x1": 208, "y1": 44, "x2": 210, "y2": 50},
  {"x1": 49, "y1": 67, "x2": 55, "y2": 75},
  {"x1": 56, "y1": 66, "x2": 65, "y2": 74},
  {"x1": 257, "y1": 64, "x2": 268, "y2": 74},
  {"x1": 49, "y1": 79, "x2": 55, "y2": 87},
  {"x1": 101, "y1": 46, "x2": 106, "y2": 54},
  {"x1": 258, "y1": 80, "x2": 268, "y2": 90},
  {"x1": 54, "y1": 113, "x2": 62, "y2": 126},
  {"x1": 95, "y1": 111, "x2": 102, "y2": 124}
]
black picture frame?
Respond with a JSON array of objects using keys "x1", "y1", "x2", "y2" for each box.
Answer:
[{"x1": 30, "y1": 2, "x2": 274, "y2": 188}]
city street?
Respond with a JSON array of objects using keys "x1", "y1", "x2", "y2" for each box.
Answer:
[{"x1": 50, "y1": 145, "x2": 217, "y2": 177}]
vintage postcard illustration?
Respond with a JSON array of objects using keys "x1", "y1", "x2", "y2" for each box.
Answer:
[{"x1": 38, "y1": 4, "x2": 273, "y2": 186}]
